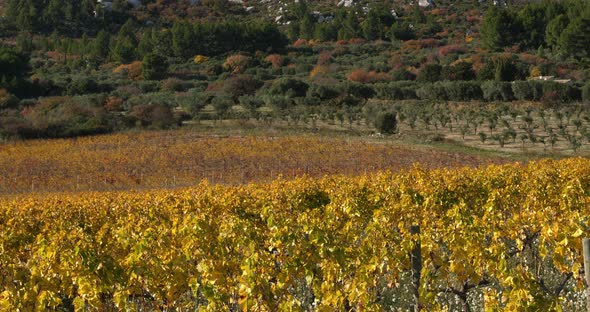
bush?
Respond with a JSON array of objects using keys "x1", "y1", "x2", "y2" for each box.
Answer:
[
  {"x1": 128, "y1": 103, "x2": 176, "y2": 129},
  {"x1": 224, "y1": 75, "x2": 263, "y2": 100},
  {"x1": 267, "y1": 78, "x2": 309, "y2": 98},
  {"x1": 374, "y1": 81, "x2": 417, "y2": 100},
  {"x1": 113, "y1": 61, "x2": 143, "y2": 80},
  {"x1": 67, "y1": 77, "x2": 99, "y2": 95},
  {"x1": 194, "y1": 55, "x2": 209, "y2": 64},
  {"x1": 347, "y1": 69, "x2": 390, "y2": 84},
  {"x1": 0, "y1": 88, "x2": 19, "y2": 109},
  {"x1": 176, "y1": 90, "x2": 209, "y2": 118},
  {"x1": 342, "y1": 82, "x2": 375, "y2": 99},
  {"x1": 307, "y1": 84, "x2": 340, "y2": 100},
  {"x1": 482, "y1": 81, "x2": 514, "y2": 101},
  {"x1": 160, "y1": 78, "x2": 190, "y2": 92},
  {"x1": 417, "y1": 64, "x2": 442, "y2": 82},
  {"x1": 223, "y1": 54, "x2": 251, "y2": 74},
  {"x1": 391, "y1": 69, "x2": 416, "y2": 81},
  {"x1": 374, "y1": 111, "x2": 397, "y2": 134},
  {"x1": 264, "y1": 54, "x2": 284, "y2": 68}
]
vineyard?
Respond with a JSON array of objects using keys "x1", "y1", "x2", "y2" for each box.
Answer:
[
  {"x1": 1, "y1": 158, "x2": 589, "y2": 310},
  {"x1": 0, "y1": 131, "x2": 506, "y2": 194}
]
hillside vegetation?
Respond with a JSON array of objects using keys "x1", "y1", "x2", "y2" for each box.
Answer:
[{"x1": 0, "y1": 0, "x2": 589, "y2": 146}]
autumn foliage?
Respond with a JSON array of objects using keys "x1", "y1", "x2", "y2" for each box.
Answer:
[
  {"x1": 1, "y1": 158, "x2": 589, "y2": 310},
  {"x1": 223, "y1": 54, "x2": 251, "y2": 74},
  {"x1": 347, "y1": 69, "x2": 390, "y2": 84},
  {"x1": 113, "y1": 61, "x2": 143, "y2": 80},
  {"x1": 264, "y1": 54, "x2": 284, "y2": 68}
]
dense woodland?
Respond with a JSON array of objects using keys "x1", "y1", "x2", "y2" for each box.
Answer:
[{"x1": 1, "y1": 0, "x2": 590, "y2": 139}]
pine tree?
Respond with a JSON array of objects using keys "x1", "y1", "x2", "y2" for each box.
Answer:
[
  {"x1": 362, "y1": 7, "x2": 382, "y2": 41},
  {"x1": 92, "y1": 30, "x2": 111, "y2": 62},
  {"x1": 112, "y1": 20, "x2": 138, "y2": 64},
  {"x1": 338, "y1": 10, "x2": 359, "y2": 40}
]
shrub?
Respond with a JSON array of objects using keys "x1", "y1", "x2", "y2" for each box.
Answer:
[
  {"x1": 194, "y1": 55, "x2": 209, "y2": 64},
  {"x1": 113, "y1": 61, "x2": 143, "y2": 80},
  {"x1": 374, "y1": 111, "x2": 397, "y2": 134},
  {"x1": 224, "y1": 75, "x2": 263, "y2": 100},
  {"x1": 307, "y1": 84, "x2": 340, "y2": 100},
  {"x1": 129, "y1": 103, "x2": 176, "y2": 129},
  {"x1": 176, "y1": 90, "x2": 209, "y2": 118},
  {"x1": 0, "y1": 89, "x2": 19, "y2": 109},
  {"x1": 437, "y1": 44, "x2": 467, "y2": 57},
  {"x1": 417, "y1": 64, "x2": 442, "y2": 82},
  {"x1": 223, "y1": 54, "x2": 251, "y2": 74},
  {"x1": 67, "y1": 77, "x2": 99, "y2": 95},
  {"x1": 160, "y1": 78, "x2": 189, "y2": 92},
  {"x1": 391, "y1": 69, "x2": 416, "y2": 81},
  {"x1": 293, "y1": 39, "x2": 308, "y2": 47},
  {"x1": 267, "y1": 78, "x2": 309, "y2": 98},
  {"x1": 264, "y1": 54, "x2": 284, "y2": 68},
  {"x1": 347, "y1": 69, "x2": 390, "y2": 84},
  {"x1": 342, "y1": 82, "x2": 375, "y2": 99}
]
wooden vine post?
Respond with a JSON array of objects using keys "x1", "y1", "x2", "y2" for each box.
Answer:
[
  {"x1": 410, "y1": 225, "x2": 422, "y2": 312},
  {"x1": 583, "y1": 238, "x2": 590, "y2": 312}
]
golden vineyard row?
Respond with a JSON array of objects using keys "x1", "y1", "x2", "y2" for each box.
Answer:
[
  {"x1": 1, "y1": 158, "x2": 590, "y2": 311},
  {"x1": 0, "y1": 131, "x2": 503, "y2": 193}
]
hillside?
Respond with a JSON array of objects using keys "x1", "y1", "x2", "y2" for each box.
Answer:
[{"x1": 0, "y1": 0, "x2": 589, "y2": 151}]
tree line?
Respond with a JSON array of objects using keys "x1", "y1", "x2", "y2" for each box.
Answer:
[{"x1": 481, "y1": 0, "x2": 590, "y2": 61}]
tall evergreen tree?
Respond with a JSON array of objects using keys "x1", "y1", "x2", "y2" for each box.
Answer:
[
  {"x1": 362, "y1": 7, "x2": 382, "y2": 41},
  {"x1": 112, "y1": 20, "x2": 138, "y2": 64},
  {"x1": 480, "y1": 6, "x2": 521, "y2": 51},
  {"x1": 338, "y1": 10, "x2": 359, "y2": 40},
  {"x1": 172, "y1": 22, "x2": 194, "y2": 59},
  {"x1": 92, "y1": 30, "x2": 111, "y2": 62}
]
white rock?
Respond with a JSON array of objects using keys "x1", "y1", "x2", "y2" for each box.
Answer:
[{"x1": 418, "y1": 0, "x2": 433, "y2": 7}]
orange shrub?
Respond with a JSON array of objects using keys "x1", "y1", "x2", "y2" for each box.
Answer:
[
  {"x1": 113, "y1": 61, "x2": 143, "y2": 80},
  {"x1": 264, "y1": 54, "x2": 284, "y2": 68},
  {"x1": 347, "y1": 69, "x2": 390, "y2": 84},
  {"x1": 293, "y1": 39, "x2": 308, "y2": 47},
  {"x1": 223, "y1": 54, "x2": 251, "y2": 74}
]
